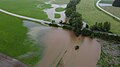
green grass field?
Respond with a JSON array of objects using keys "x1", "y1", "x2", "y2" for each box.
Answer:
[
  {"x1": 76, "y1": 0, "x2": 120, "y2": 34},
  {"x1": 52, "y1": 0, "x2": 69, "y2": 4},
  {"x1": 0, "y1": 0, "x2": 51, "y2": 21},
  {"x1": 101, "y1": 6, "x2": 120, "y2": 18},
  {"x1": 0, "y1": 12, "x2": 43, "y2": 66},
  {"x1": 100, "y1": 0, "x2": 114, "y2": 4},
  {"x1": 55, "y1": 7, "x2": 65, "y2": 12},
  {"x1": 55, "y1": 13, "x2": 61, "y2": 18}
]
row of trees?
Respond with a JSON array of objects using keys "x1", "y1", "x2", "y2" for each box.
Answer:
[
  {"x1": 63, "y1": 0, "x2": 119, "y2": 43},
  {"x1": 90, "y1": 22, "x2": 111, "y2": 32},
  {"x1": 69, "y1": 12, "x2": 83, "y2": 36},
  {"x1": 64, "y1": 0, "x2": 83, "y2": 36},
  {"x1": 65, "y1": 0, "x2": 81, "y2": 18}
]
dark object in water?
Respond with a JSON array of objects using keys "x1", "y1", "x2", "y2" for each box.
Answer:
[
  {"x1": 113, "y1": 0, "x2": 120, "y2": 7},
  {"x1": 75, "y1": 45, "x2": 79, "y2": 50},
  {"x1": 59, "y1": 20, "x2": 63, "y2": 24}
]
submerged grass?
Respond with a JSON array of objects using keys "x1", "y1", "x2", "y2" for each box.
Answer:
[
  {"x1": 0, "y1": 12, "x2": 43, "y2": 66},
  {"x1": 76, "y1": 0, "x2": 120, "y2": 34}
]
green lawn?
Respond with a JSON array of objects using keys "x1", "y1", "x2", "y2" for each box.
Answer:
[
  {"x1": 76, "y1": 0, "x2": 120, "y2": 34},
  {"x1": 52, "y1": 0, "x2": 69, "y2": 4},
  {"x1": 0, "y1": 0, "x2": 51, "y2": 21},
  {"x1": 100, "y1": 0, "x2": 114, "y2": 4},
  {"x1": 101, "y1": 6, "x2": 120, "y2": 18},
  {"x1": 55, "y1": 7, "x2": 65, "y2": 12},
  {"x1": 0, "y1": 12, "x2": 43, "y2": 67},
  {"x1": 55, "y1": 13, "x2": 61, "y2": 18}
]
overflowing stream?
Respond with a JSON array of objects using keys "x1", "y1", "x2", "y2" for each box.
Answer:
[{"x1": 23, "y1": 0, "x2": 101, "y2": 67}]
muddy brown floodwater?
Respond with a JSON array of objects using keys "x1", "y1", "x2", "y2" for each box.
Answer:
[
  {"x1": 24, "y1": 20, "x2": 101, "y2": 67},
  {"x1": 36, "y1": 28, "x2": 76, "y2": 67},
  {"x1": 36, "y1": 28, "x2": 101, "y2": 67},
  {"x1": 58, "y1": 37, "x2": 101, "y2": 67}
]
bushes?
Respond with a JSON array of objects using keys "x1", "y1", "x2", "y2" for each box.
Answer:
[
  {"x1": 62, "y1": 24, "x2": 73, "y2": 30},
  {"x1": 81, "y1": 28, "x2": 92, "y2": 36},
  {"x1": 65, "y1": 7, "x2": 76, "y2": 17},
  {"x1": 113, "y1": 0, "x2": 120, "y2": 7},
  {"x1": 90, "y1": 22, "x2": 111, "y2": 32}
]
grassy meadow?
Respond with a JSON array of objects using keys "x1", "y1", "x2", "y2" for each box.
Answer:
[
  {"x1": 76, "y1": 0, "x2": 120, "y2": 34},
  {"x1": 0, "y1": 0, "x2": 51, "y2": 21},
  {"x1": 0, "y1": 12, "x2": 43, "y2": 66},
  {"x1": 101, "y1": 6, "x2": 120, "y2": 18},
  {"x1": 100, "y1": 0, "x2": 114, "y2": 4},
  {"x1": 55, "y1": 7, "x2": 65, "y2": 12},
  {"x1": 55, "y1": 13, "x2": 61, "y2": 18},
  {"x1": 52, "y1": 0, "x2": 69, "y2": 4}
]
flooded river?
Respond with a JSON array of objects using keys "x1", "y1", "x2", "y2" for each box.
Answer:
[
  {"x1": 23, "y1": 20, "x2": 101, "y2": 67},
  {"x1": 23, "y1": 0, "x2": 101, "y2": 67},
  {"x1": 58, "y1": 37, "x2": 101, "y2": 67}
]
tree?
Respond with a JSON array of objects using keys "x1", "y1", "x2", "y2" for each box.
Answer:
[
  {"x1": 66, "y1": 0, "x2": 81, "y2": 8},
  {"x1": 64, "y1": 0, "x2": 83, "y2": 36},
  {"x1": 65, "y1": 6, "x2": 76, "y2": 17},
  {"x1": 103, "y1": 22, "x2": 111, "y2": 32},
  {"x1": 113, "y1": 0, "x2": 120, "y2": 7},
  {"x1": 90, "y1": 22, "x2": 98, "y2": 31},
  {"x1": 69, "y1": 12, "x2": 82, "y2": 25},
  {"x1": 90, "y1": 22, "x2": 111, "y2": 32}
]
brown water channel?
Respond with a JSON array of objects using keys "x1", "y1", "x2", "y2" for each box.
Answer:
[{"x1": 23, "y1": 20, "x2": 101, "y2": 67}]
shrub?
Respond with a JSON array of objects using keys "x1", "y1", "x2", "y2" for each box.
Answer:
[{"x1": 113, "y1": 0, "x2": 120, "y2": 7}]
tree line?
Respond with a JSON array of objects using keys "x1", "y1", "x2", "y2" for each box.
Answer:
[
  {"x1": 90, "y1": 22, "x2": 111, "y2": 32},
  {"x1": 62, "y1": 0, "x2": 120, "y2": 43}
]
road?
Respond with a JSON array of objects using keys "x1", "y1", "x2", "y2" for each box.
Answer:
[{"x1": 96, "y1": 0, "x2": 120, "y2": 21}]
